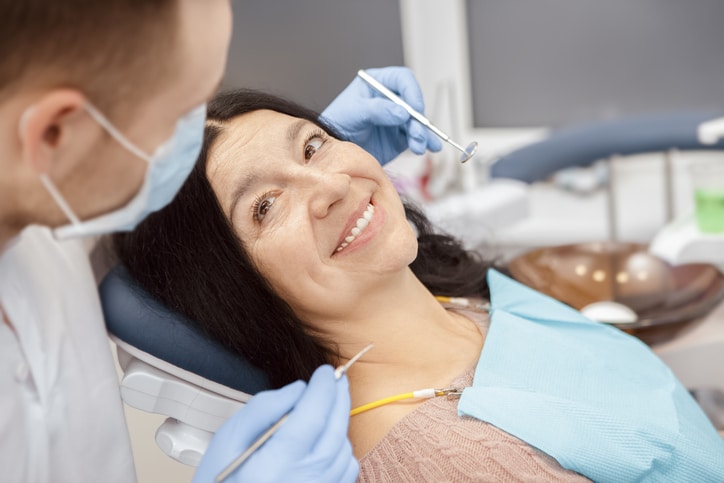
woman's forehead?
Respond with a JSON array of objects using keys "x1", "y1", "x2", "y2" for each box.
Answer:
[
  {"x1": 206, "y1": 111, "x2": 280, "y2": 178},
  {"x1": 206, "y1": 110, "x2": 321, "y2": 197},
  {"x1": 210, "y1": 110, "x2": 316, "y2": 162},
  {"x1": 217, "y1": 110, "x2": 290, "y2": 149}
]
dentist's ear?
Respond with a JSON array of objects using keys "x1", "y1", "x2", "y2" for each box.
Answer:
[{"x1": 18, "y1": 89, "x2": 98, "y2": 175}]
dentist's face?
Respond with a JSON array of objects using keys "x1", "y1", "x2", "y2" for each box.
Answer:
[{"x1": 206, "y1": 110, "x2": 418, "y2": 321}]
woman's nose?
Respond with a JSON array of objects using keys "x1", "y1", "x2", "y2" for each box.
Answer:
[{"x1": 305, "y1": 170, "x2": 351, "y2": 218}]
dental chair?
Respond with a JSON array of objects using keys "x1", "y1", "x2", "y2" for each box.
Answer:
[{"x1": 100, "y1": 265, "x2": 271, "y2": 466}]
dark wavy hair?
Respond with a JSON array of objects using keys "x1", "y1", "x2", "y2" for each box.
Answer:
[{"x1": 113, "y1": 89, "x2": 494, "y2": 388}]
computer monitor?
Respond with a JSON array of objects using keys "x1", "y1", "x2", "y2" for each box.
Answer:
[{"x1": 400, "y1": 0, "x2": 724, "y2": 158}]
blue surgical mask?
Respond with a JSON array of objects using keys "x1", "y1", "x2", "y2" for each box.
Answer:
[
  {"x1": 38, "y1": 101, "x2": 207, "y2": 239},
  {"x1": 458, "y1": 270, "x2": 724, "y2": 481}
]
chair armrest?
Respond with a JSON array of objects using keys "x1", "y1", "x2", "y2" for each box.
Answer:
[{"x1": 491, "y1": 111, "x2": 724, "y2": 183}]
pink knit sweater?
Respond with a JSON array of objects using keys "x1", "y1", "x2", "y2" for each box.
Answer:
[{"x1": 357, "y1": 308, "x2": 590, "y2": 482}]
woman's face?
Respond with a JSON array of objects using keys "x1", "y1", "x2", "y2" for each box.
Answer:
[{"x1": 206, "y1": 110, "x2": 418, "y2": 321}]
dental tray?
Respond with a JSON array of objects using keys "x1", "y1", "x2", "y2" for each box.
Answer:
[{"x1": 508, "y1": 242, "x2": 724, "y2": 344}]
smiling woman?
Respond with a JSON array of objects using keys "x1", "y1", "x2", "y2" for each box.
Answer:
[
  {"x1": 112, "y1": 89, "x2": 724, "y2": 482},
  {"x1": 114, "y1": 89, "x2": 495, "y2": 390},
  {"x1": 112, "y1": 89, "x2": 589, "y2": 481},
  {"x1": 204, "y1": 107, "x2": 422, "y2": 322}
]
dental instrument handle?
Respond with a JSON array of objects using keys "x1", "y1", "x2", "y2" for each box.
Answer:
[
  {"x1": 357, "y1": 70, "x2": 477, "y2": 162},
  {"x1": 334, "y1": 342, "x2": 374, "y2": 379},
  {"x1": 215, "y1": 413, "x2": 290, "y2": 483},
  {"x1": 357, "y1": 69, "x2": 451, "y2": 143},
  {"x1": 215, "y1": 343, "x2": 374, "y2": 482}
]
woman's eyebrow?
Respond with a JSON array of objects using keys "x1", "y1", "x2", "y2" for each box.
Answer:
[
  {"x1": 287, "y1": 119, "x2": 309, "y2": 142},
  {"x1": 229, "y1": 172, "x2": 260, "y2": 224}
]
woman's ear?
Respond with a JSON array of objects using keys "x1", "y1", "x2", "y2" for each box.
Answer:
[{"x1": 18, "y1": 89, "x2": 93, "y2": 174}]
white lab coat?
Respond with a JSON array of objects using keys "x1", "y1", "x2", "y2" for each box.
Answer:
[{"x1": 0, "y1": 226, "x2": 136, "y2": 482}]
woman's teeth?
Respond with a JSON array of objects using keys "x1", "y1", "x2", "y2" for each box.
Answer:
[{"x1": 336, "y1": 204, "x2": 375, "y2": 252}]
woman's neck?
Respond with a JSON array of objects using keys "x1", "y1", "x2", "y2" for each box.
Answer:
[
  {"x1": 325, "y1": 269, "x2": 484, "y2": 389},
  {"x1": 333, "y1": 269, "x2": 486, "y2": 458}
]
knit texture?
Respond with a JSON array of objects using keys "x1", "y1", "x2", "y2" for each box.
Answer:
[{"x1": 357, "y1": 308, "x2": 589, "y2": 482}]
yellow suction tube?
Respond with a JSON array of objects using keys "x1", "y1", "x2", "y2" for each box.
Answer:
[{"x1": 351, "y1": 388, "x2": 454, "y2": 416}]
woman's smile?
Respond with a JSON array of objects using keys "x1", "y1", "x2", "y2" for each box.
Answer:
[{"x1": 333, "y1": 200, "x2": 383, "y2": 255}]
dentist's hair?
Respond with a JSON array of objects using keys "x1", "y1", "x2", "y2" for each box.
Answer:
[
  {"x1": 0, "y1": 0, "x2": 177, "y2": 113},
  {"x1": 113, "y1": 89, "x2": 494, "y2": 389}
]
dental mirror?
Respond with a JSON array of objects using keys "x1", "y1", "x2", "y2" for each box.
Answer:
[
  {"x1": 458, "y1": 141, "x2": 479, "y2": 163},
  {"x1": 357, "y1": 69, "x2": 478, "y2": 163}
]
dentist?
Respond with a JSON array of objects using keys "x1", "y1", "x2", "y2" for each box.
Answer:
[{"x1": 0, "y1": 1, "x2": 440, "y2": 482}]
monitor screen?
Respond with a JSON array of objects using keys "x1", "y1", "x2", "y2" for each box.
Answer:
[{"x1": 467, "y1": 0, "x2": 724, "y2": 128}]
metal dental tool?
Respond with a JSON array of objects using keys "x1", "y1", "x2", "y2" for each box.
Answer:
[
  {"x1": 357, "y1": 69, "x2": 478, "y2": 163},
  {"x1": 334, "y1": 343, "x2": 375, "y2": 379},
  {"x1": 216, "y1": 343, "x2": 375, "y2": 482}
]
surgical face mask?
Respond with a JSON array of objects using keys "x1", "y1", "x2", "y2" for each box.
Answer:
[{"x1": 38, "y1": 101, "x2": 207, "y2": 239}]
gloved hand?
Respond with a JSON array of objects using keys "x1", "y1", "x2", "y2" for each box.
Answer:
[
  {"x1": 321, "y1": 66, "x2": 443, "y2": 165},
  {"x1": 193, "y1": 365, "x2": 358, "y2": 483}
]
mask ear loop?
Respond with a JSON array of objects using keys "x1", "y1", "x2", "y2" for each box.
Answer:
[
  {"x1": 39, "y1": 173, "x2": 82, "y2": 227},
  {"x1": 34, "y1": 101, "x2": 152, "y2": 231},
  {"x1": 83, "y1": 101, "x2": 152, "y2": 163}
]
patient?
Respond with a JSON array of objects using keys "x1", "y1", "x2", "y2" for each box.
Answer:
[
  {"x1": 113, "y1": 89, "x2": 586, "y2": 481},
  {"x1": 113, "y1": 90, "x2": 722, "y2": 481}
]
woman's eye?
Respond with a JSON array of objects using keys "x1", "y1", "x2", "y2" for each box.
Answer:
[
  {"x1": 253, "y1": 195, "x2": 276, "y2": 222},
  {"x1": 304, "y1": 137, "x2": 324, "y2": 161}
]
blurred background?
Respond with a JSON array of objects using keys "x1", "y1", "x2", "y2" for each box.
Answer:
[
  {"x1": 227, "y1": 0, "x2": 724, "y2": 126},
  {"x1": 223, "y1": 0, "x2": 405, "y2": 110}
]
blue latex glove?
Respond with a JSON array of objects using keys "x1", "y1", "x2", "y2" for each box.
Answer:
[
  {"x1": 193, "y1": 365, "x2": 358, "y2": 483},
  {"x1": 321, "y1": 66, "x2": 443, "y2": 165}
]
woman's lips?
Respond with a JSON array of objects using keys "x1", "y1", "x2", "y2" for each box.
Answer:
[
  {"x1": 332, "y1": 199, "x2": 384, "y2": 256},
  {"x1": 335, "y1": 203, "x2": 375, "y2": 253}
]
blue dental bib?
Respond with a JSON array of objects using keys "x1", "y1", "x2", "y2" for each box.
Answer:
[{"x1": 458, "y1": 270, "x2": 724, "y2": 482}]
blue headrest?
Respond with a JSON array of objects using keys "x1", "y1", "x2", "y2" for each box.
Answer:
[
  {"x1": 491, "y1": 111, "x2": 724, "y2": 183},
  {"x1": 99, "y1": 265, "x2": 270, "y2": 394}
]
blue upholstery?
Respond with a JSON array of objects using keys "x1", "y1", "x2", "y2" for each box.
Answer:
[
  {"x1": 100, "y1": 265, "x2": 271, "y2": 394},
  {"x1": 490, "y1": 111, "x2": 724, "y2": 183}
]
